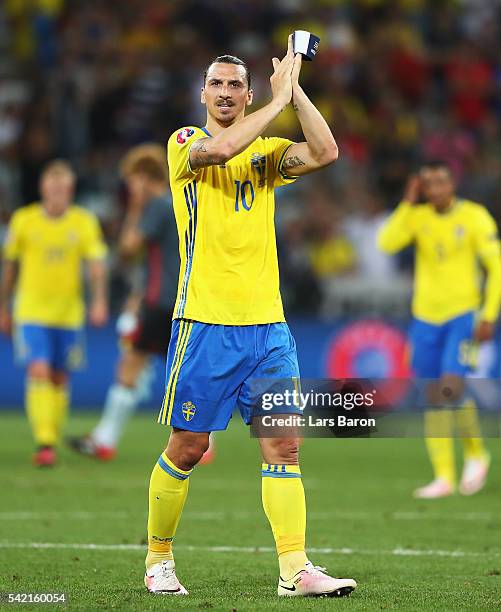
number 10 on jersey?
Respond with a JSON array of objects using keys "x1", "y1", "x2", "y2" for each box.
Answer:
[{"x1": 234, "y1": 180, "x2": 255, "y2": 212}]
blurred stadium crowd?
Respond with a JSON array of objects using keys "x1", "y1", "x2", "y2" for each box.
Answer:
[{"x1": 1, "y1": 0, "x2": 501, "y2": 316}]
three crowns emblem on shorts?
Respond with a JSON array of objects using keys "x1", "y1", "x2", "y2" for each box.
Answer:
[{"x1": 182, "y1": 401, "x2": 196, "y2": 421}]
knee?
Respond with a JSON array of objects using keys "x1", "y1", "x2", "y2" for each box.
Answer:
[
  {"x1": 50, "y1": 370, "x2": 68, "y2": 386},
  {"x1": 28, "y1": 361, "x2": 51, "y2": 381},
  {"x1": 118, "y1": 350, "x2": 147, "y2": 388},
  {"x1": 264, "y1": 437, "x2": 300, "y2": 464},
  {"x1": 439, "y1": 376, "x2": 464, "y2": 405},
  {"x1": 167, "y1": 433, "x2": 210, "y2": 471}
]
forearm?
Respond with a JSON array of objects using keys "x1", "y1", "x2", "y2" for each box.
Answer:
[
  {"x1": 119, "y1": 210, "x2": 143, "y2": 257},
  {"x1": 481, "y1": 259, "x2": 501, "y2": 322},
  {"x1": 292, "y1": 85, "x2": 338, "y2": 163},
  {"x1": 88, "y1": 260, "x2": 108, "y2": 304},
  {"x1": 0, "y1": 260, "x2": 17, "y2": 309},
  {"x1": 191, "y1": 99, "x2": 285, "y2": 168}
]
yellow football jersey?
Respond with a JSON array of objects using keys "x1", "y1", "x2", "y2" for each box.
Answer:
[
  {"x1": 3, "y1": 204, "x2": 107, "y2": 328},
  {"x1": 167, "y1": 125, "x2": 297, "y2": 325},
  {"x1": 378, "y1": 199, "x2": 501, "y2": 324}
]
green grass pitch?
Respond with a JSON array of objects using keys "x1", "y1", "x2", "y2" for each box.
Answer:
[{"x1": 0, "y1": 412, "x2": 500, "y2": 610}]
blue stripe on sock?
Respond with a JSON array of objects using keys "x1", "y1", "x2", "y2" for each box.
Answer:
[
  {"x1": 261, "y1": 470, "x2": 302, "y2": 478},
  {"x1": 157, "y1": 455, "x2": 191, "y2": 480}
]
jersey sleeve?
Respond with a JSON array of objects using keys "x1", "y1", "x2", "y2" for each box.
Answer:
[
  {"x1": 80, "y1": 211, "x2": 107, "y2": 260},
  {"x1": 473, "y1": 207, "x2": 501, "y2": 322},
  {"x1": 377, "y1": 201, "x2": 416, "y2": 254},
  {"x1": 2, "y1": 210, "x2": 24, "y2": 260},
  {"x1": 266, "y1": 137, "x2": 298, "y2": 188},
  {"x1": 167, "y1": 127, "x2": 205, "y2": 183}
]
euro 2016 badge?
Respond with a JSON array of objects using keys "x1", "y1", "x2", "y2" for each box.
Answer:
[
  {"x1": 182, "y1": 401, "x2": 196, "y2": 421},
  {"x1": 292, "y1": 30, "x2": 320, "y2": 61}
]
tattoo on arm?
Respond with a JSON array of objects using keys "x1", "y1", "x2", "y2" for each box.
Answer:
[
  {"x1": 292, "y1": 103, "x2": 299, "y2": 111},
  {"x1": 190, "y1": 137, "x2": 220, "y2": 167},
  {"x1": 282, "y1": 155, "x2": 306, "y2": 171}
]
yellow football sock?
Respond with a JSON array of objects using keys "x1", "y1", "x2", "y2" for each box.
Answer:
[
  {"x1": 424, "y1": 410, "x2": 455, "y2": 485},
  {"x1": 146, "y1": 452, "x2": 192, "y2": 569},
  {"x1": 456, "y1": 399, "x2": 488, "y2": 461},
  {"x1": 53, "y1": 384, "x2": 69, "y2": 441},
  {"x1": 262, "y1": 463, "x2": 307, "y2": 580},
  {"x1": 26, "y1": 378, "x2": 57, "y2": 447}
]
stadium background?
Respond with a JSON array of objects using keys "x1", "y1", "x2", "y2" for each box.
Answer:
[
  {"x1": 1, "y1": 2, "x2": 501, "y2": 610},
  {"x1": 1, "y1": 0, "x2": 501, "y2": 407}
]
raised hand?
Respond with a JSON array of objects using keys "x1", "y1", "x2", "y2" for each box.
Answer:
[
  {"x1": 270, "y1": 35, "x2": 295, "y2": 107},
  {"x1": 403, "y1": 174, "x2": 422, "y2": 204},
  {"x1": 291, "y1": 51, "x2": 302, "y2": 88}
]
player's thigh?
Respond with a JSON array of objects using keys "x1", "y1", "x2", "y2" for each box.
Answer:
[
  {"x1": 239, "y1": 323, "x2": 302, "y2": 424},
  {"x1": 441, "y1": 311, "x2": 476, "y2": 378},
  {"x1": 409, "y1": 318, "x2": 443, "y2": 379},
  {"x1": 158, "y1": 320, "x2": 244, "y2": 432}
]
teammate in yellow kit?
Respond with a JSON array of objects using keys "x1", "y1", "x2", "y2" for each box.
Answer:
[
  {"x1": 0, "y1": 160, "x2": 108, "y2": 466},
  {"x1": 378, "y1": 161, "x2": 501, "y2": 498},
  {"x1": 144, "y1": 38, "x2": 357, "y2": 598}
]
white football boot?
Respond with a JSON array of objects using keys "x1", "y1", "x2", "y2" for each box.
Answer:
[
  {"x1": 278, "y1": 561, "x2": 357, "y2": 597},
  {"x1": 459, "y1": 454, "x2": 490, "y2": 496},
  {"x1": 144, "y1": 560, "x2": 188, "y2": 595},
  {"x1": 413, "y1": 478, "x2": 455, "y2": 499}
]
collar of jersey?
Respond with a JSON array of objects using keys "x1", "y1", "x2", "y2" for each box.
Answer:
[
  {"x1": 201, "y1": 126, "x2": 212, "y2": 137},
  {"x1": 430, "y1": 197, "x2": 461, "y2": 215}
]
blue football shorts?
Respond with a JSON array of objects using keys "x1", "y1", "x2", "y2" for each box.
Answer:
[
  {"x1": 409, "y1": 311, "x2": 476, "y2": 378},
  {"x1": 15, "y1": 324, "x2": 85, "y2": 371},
  {"x1": 157, "y1": 319, "x2": 301, "y2": 432}
]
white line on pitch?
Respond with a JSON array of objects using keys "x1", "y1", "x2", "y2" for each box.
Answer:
[
  {"x1": 0, "y1": 541, "x2": 499, "y2": 558},
  {"x1": 0, "y1": 510, "x2": 498, "y2": 522}
]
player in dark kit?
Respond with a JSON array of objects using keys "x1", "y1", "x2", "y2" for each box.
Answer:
[{"x1": 68, "y1": 145, "x2": 179, "y2": 459}]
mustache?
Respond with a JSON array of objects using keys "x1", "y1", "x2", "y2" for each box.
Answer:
[{"x1": 216, "y1": 100, "x2": 234, "y2": 106}]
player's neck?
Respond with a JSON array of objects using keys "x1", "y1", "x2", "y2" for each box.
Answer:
[
  {"x1": 42, "y1": 203, "x2": 69, "y2": 218},
  {"x1": 205, "y1": 113, "x2": 245, "y2": 136},
  {"x1": 433, "y1": 197, "x2": 456, "y2": 214}
]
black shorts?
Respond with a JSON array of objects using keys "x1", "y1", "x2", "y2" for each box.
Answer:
[{"x1": 130, "y1": 304, "x2": 173, "y2": 355}]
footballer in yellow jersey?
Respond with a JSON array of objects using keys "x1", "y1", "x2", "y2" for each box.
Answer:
[
  {"x1": 145, "y1": 41, "x2": 357, "y2": 598},
  {"x1": 378, "y1": 161, "x2": 501, "y2": 499},
  {"x1": 0, "y1": 160, "x2": 108, "y2": 466}
]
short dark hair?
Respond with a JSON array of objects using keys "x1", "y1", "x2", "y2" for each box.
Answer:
[
  {"x1": 203, "y1": 55, "x2": 251, "y2": 88},
  {"x1": 420, "y1": 160, "x2": 452, "y2": 175}
]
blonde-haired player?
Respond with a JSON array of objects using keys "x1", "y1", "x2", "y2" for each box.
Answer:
[{"x1": 0, "y1": 160, "x2": 108, "y2": 466}]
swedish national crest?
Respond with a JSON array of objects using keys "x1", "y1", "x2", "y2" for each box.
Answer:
[
  {"x1": 182, "y1": 401, "x2": 196, "y2": 421},
  {"x1": 251, "y1": 153, "x2": 267, "y2": 187}
]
